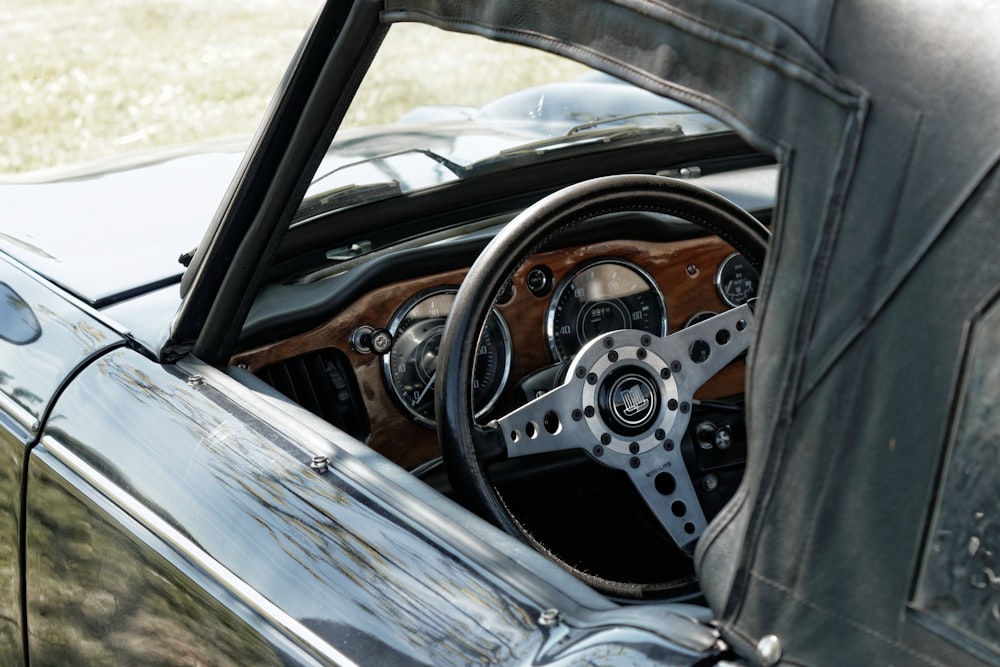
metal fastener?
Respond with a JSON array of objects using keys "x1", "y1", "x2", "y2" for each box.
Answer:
[
  {"x1": 187, "y1": 374, "x2": 204, "y2": 387},
  {"x1": 756, "y1": 634, "x2": 782, "y2": 666},
  {"x1": 310, "y1": 455, "x2": 330, "y2": 474},
  {"x1": 538, "y1": 608, "x2": 561, "y2": 628}
]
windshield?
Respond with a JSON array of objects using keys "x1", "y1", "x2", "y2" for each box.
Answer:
[{"x1": 296, "y1": 23, "x2": 729, "y2": 222}]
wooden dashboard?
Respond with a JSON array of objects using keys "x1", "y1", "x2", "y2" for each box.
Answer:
[{"x1": 233, "y1": 235, "x2": 748, "y2": 469}]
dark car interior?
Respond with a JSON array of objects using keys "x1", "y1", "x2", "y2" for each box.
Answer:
[{"x1": 229, "y1": 125, "x2": 775, "y2": 600}]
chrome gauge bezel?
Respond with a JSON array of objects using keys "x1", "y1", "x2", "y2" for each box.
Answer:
[
  {"x1": 382, "y1": 286, "x2": 512, "y2": 428},
  {"x1": 545, "y1": 258, "x2": 667, "y2": 362},
  {"x1": 714, "y1": 252, "x2": 760, "y2": 307}
]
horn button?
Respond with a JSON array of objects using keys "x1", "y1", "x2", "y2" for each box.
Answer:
[{"x1": 600, "y1": 368, "x2": 659, "y2": 436}]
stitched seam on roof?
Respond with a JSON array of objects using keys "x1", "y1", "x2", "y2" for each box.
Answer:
[{"x1": 751, "y1": 571, "x2": 953, "y2": 667}]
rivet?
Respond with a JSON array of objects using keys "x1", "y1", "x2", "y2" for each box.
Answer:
[
  {"x1": 756, "y1": 634, "x2": 782, "y2": 666},
  {"x1": 187, "y1": 374, "x2": 204, "y2": 387}
]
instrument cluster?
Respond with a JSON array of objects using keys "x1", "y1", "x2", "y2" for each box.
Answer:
[{"x1": 378, "y1": 253, "x2": 759, "y2": 429}]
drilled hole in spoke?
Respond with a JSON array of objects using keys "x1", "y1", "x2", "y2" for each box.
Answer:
[
  {"x1": 526, "y1": 422, "x2": 538, "y2": 439},
  {"x1": 688, "y1": 340, "x2": 710, "y2": 363},
  {"x1": 654, "y1": 472, "x2": 677, "y2": 496},
  {"x1": 543, "y1": 411, "x2": 560, "y2": 435},
  {"x1": 716, "y1": 329, "x2": 731, "y2": 345},
  {"x1": 671, "y1": 500, "x2": 687, "y2": 517}
]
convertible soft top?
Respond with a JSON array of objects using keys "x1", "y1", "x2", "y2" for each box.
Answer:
[{"x1": 384, "y1": 1, "x2": 1000, "y2": 664}]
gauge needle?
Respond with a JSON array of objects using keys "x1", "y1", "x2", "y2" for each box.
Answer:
[{"x1": 415, "y1": 371, "x2": 436, "y2": 404}]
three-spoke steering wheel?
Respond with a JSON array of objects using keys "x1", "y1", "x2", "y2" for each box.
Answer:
[{"x1": 435, "y1": 174, "x2": 768, "y2": 594}]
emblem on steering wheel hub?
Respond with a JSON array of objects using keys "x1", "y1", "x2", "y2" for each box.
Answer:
[{"x1": 601, "y1": 369, "x2": 659, "y2": 435}]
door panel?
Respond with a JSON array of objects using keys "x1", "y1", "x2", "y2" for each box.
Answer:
[
  {"x1": 25, "y1": 444, "x2": 310, "y2": 666},
  {"x1": 29, "y1": 346, "x2": 552, "y2": 665},
  {"x1": 0, "y1": 258, "x2": 123, "y2": 665}
]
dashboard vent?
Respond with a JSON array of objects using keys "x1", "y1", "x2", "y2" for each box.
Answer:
[{"x1": 256, "y1": 349, "x2": 370, "y2": 442}]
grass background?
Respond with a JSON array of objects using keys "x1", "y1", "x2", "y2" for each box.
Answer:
[
  {"x1": 2, "y1": 0, "x2": 587, "y2": 175},
  {"x1": 2, "y1": 0, "x2": 323, "y2": 173}
]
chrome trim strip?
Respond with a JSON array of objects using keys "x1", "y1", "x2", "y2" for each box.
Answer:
[
  {"x1": 39, "y1": 434, "x2": 359, "y2": 667},
  {"x1": 0, "y1": 391, "x2": 38, "y2": 435}
]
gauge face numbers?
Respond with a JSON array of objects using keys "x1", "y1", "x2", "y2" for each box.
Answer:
[
  {"x1": 547, "y1": 260, "x2": 667, "y2": 362},
  {"x1": 383, "y1": 288, "x2": 511, "y2": 428},
  {"x1": 715, "y1": 253, "x2": 760, "y2": 307}
]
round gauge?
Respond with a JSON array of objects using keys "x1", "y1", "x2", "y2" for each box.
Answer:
[
  {"x1": 546, "y1": 259, "x2": 667, "y2": 362},
  {"x1": 383, "y1": 287, "x2": 512, "y2": 428},
  {"x1": 715, "y1": 253, "x2": 760, "y2": 307}
]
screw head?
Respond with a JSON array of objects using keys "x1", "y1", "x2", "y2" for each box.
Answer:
[{"x1": 538, "y1": 608, "x2": 561, "y2": 628}]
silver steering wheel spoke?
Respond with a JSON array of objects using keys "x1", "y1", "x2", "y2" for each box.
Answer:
[
  {"x1": 495, "y1": 380, "x2": 594, "y2": 458},
  {"x1": 494, "y1": 302, "x2": 754, "y2": 545}
]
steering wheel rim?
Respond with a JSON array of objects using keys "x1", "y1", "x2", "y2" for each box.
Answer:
[{"x1": 436, "y1": 174, "x2": 768, "y2": 598}]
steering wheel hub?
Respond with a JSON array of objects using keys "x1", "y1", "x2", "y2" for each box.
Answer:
[{"x1": 604, "y1": 370, "x2": 658, "y2": 432}]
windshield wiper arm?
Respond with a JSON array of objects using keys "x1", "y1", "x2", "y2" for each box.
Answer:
[
  {"x1": 565, "y1": 110, "x2": 696, "y2": 135},
  {"x1": 310, "y1": 147, "x2": 469, "y2": 187}
]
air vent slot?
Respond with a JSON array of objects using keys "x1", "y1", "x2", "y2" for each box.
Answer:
[{"x1": 257, "y1": 348, "x2": 370, "y2": 442}]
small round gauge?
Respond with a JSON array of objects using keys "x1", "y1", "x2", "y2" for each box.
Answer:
[
  {"x1": 383, "y1": 287, "x2": 512, "y2": 428},
  {"x1": 546, "y1": 259, "x2": 667, "y2": 362},
  {"x1": 715, "y1": 253, "x2": 760, "y2": 307}
]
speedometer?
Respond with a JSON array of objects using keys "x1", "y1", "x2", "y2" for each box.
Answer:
[
  {"x1": 383, "y1": 287, "x2": 511, "y2": 428},
  {"x1": 546, "y1": 259, "x2": 666, "y2": 362}
]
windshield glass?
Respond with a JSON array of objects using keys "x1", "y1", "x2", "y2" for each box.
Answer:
[{"x1": 296, "y1": 23, "x2": 729, "y2": 222}]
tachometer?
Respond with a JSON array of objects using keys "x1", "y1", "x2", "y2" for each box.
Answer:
[
  {"x1": 383, "y1": 287, "x2": 511, "y2": 428},
  {"x1": 546, "y1": 259, "x2": 667, "y2": 361}
]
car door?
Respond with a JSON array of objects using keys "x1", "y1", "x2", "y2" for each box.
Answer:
[{"x1": 0, "y1": 258, "x2": 124, "y2": 666}]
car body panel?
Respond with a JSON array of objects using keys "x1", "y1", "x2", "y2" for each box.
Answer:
[
  {"x1": 0, "y1": 256, "x2": 126, "y2": 666},
  {"x1": 28, "y1": 344, "x2": 719, "y2": 665},
  {"x1": 0, "y1": 151, "x2": 241, "y2": 309}
]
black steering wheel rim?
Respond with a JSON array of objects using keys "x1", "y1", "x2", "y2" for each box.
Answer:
[{"x1": 436, "y1": 174, "x2": 768, "y2": 598}]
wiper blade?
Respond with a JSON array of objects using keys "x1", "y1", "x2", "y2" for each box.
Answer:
[
  {"x1": 294, "y1": 181, "x2": 402, "y2": 223},
  {"x1": 565, "y1": 110, "x2": 696, "y2": 135},
  {"x1": 480, "y1": 123, "x2": 683, "y2": 164},
  {"x1": 310, "y1": 147, "x2": 469, "y2": 187}
]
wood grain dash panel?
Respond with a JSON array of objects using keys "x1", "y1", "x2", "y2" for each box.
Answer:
[{"x1": 233, "y1": 235, "x2": 748, "y2": 469}]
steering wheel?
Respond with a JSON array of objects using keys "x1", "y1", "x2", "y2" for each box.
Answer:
[{"x1": 435, "y1": 174, "x2": 768, "y2": 597}]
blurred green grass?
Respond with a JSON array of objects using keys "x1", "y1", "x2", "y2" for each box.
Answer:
[
  {"x1": 2, "y1": 1, "x2": 587, "y2": 174},
  {"x1": 2, "y1": 0, "x2": 321, "y2": 173}
]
